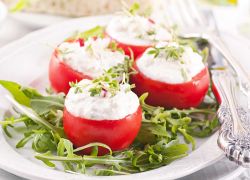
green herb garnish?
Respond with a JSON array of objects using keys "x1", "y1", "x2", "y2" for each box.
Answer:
[
  {"x1": 67, "y1": 26, "x2": 104, "y2": 41},
  {"x1": 147, "y1": 45, "x2": 185, "y2": 60}
]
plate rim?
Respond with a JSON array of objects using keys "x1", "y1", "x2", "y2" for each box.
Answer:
[{"x1": 0, "y1": 15, "x2": 224, "y2": 180}]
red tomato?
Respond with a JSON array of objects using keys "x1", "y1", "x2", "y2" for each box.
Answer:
[
  {"x1": 130, "y1": 61, "x2": 210, "y2": 109},
  {"x1": 63, "y1": 106, "x2": 142, "y2": 155},
  {"x1": 49, "y1": 50, "x2": 92, "y2": 94},
  {"x1": 105, "y1": 32, "x2": 151, "y2": 59},
  {"x1": 211, "y1": 82, "x2": 221, "y2": 104}
]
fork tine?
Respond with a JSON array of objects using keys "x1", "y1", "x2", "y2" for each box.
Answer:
[
  {"x1": 164, "y1": 0, "x2": 185, "y2": 28},
  {"x1": 162, "y1": 0, "x2": 175, "y2": 27},
  {"x1": 175, "y1": 0, "x2": 196, "y2": 27},
  {"x1": 185, "y1": 0, "x2": 207, "y2": 26}
]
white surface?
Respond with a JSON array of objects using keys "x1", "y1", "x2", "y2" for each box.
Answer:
[
  {"x1": 65, "y1": 80, "x2": 140, "y2": 120},
  {"x1": 10, "y1": 12, "x2": 69, "y2": 28},
  {"x1": 0, "y1": 15, "x2": 224, "y2": 180},
  {"x1": 59, "y1": 38, "x2": 125, "y2": 79},
  {"x1": 136, "y1": 43, "x2": 205, "y2": 83},
  {"x1": 0, "y1": 1, "x2": 7, "y2": 24}
]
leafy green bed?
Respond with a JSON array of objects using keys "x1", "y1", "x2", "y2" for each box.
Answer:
[{"x1": 0, "y1": 79, "x2": 218, "y2": 176}]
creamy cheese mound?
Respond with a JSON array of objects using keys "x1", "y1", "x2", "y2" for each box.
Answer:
[
  {"x1": 65, "y1": 79, "x2": 140, "y2": 120},
  {"x1": 106, "y1": 15, "x2": 172, "y2": 46},
  {"x1": 136, "y1": 42, "x2": 205, "y2": 84},
  {"x1": 57, "y1": 38, "x2": 125, "y2": 78}
]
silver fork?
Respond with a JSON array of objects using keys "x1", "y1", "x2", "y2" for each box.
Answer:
[
  {"x1": 212, "y1": 70, "x2": 250, "y2": 167},
  {"x1": 163, "y1": 0, "x2": 250, "y2": 109},
  {"x1": 161, "y1": 0, "x2": 250, "y2": 166}
]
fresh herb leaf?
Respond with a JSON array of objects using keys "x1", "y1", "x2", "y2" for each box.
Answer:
[
  {"x1": 30, "y1": 95, "x2": 64, "y2": 114},
  {"x1": 69, "y1": 26, "x2": 104, "y2": 41},
  {"x1": 0, "y1": 80, "x2": 31, "y2": 107}
]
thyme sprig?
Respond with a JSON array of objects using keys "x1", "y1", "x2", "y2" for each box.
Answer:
[
  {"x1": 147, "y1": 45, "x2": 185, "y2": 60},
  {"x1": 67, "y1": 26, "x2": 104, "y2": 41},
  {"x1": 69, "y1": 57, "x2": 135, "y2": 97}
]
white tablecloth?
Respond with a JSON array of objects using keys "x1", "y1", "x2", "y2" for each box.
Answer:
[{"x1": 1, "y1": 1, "x2": 250, "y2": 179}]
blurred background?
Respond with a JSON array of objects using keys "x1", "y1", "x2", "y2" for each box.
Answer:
[{"x1": 0, "y1": 0, "x2": 249, "y2": 47}]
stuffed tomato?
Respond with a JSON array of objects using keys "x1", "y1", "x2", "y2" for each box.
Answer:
[
  {"x1": 49, "y1": 37, "x2": 126, "y2": 94},
  {"x1": 131, "y1": 42, "x2": 210, "y2": 109},
  {"x1": 63, "y1": 79, "x2": 142, "y2": 155},
  {"x1": 106, "y1": 15, "x2": 172, "y2": 59}
]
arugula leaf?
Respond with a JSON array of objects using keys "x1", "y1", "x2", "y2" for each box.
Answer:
[
  {"x1": 36, "y1": 151, "x2": 56, "y2": 168},
  {"x1": 30, "y1": 95, "x2": 64, "y2": 114},
  {"x1": 0, "y1": 80, "x2": 31, "y2": 107},
  {"x1": 21, "y1": 87, "x2": 42, "y2": 99},
  {"x1": 149, "y1": 139, "x2": 189, "y2": 161},
  {"x1": 6, "y1": 95, "x2": 64, "y2": 137},
  {"x1": 32, "y1": 130, "x2": 57, "y2": 153},
  {"x1": 16, "y1": 132, "x2": 34, "y2": 148},
  {"x1": 178, "y1": 128, "x2": 195, "y2": 150},
  {"x1": 95, "y1": 169, "x2": 130, "y2": 176}
]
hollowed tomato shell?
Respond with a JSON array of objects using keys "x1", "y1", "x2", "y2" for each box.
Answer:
[
  {"x1": 63, "y1": 106, "x2": 142, "y2": 155},
  {"x1": 105, "y1": 32, "x2": 151, "y2": 59},
  {"x1": 49, "y1": 50, "x2": 92, "y2": 94},
  {"x1": 130, "y1": 61, "x2": 210, "y2": 109}
]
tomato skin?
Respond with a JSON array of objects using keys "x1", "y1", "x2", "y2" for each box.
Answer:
[
  {"x1": 211, "y1": 82, "x2": 221, "y2": 104},
  {"x1": 105, "y1": 32, "x2": 151, "y2": 59},
  {"x1": 63, "y1": 106, "x2": 142, "y2": 155},
  {"x1": 130, "y1": 62, "x2": 210, "y2": 109},
  {"x1": 49, "y1": 51, "x2": 92, "y2": 94}
]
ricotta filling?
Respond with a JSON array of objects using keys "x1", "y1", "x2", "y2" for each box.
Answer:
[
  {"x1": 136, "y1": 42, "x2": 205, "y2": 84},
  {"x1": 65, "y1": 79, "x2": 140, "y2": 120},
  {"x1": 57, "y1": 38, "x2": 125, "y2": 78},
  {"x1": 106, "y1": 15, "x2": 172, "y2": 46}
]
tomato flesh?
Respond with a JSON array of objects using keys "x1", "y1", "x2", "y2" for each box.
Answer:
[
  {"x1": 131, "y1": 62, "x2": 210, "y2": 109},
  {"x1": 49, "y1": 50, "x2": 92, "y2": 94},
  {"x1": 63, "y1": 106, "x2": 142, "y2": 155},
  {"x1": 105, "y1": 32, "x2": 151, "y2": 59}
]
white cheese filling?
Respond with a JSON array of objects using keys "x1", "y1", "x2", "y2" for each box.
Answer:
[
  {"x1": 136, "y1": 42, "x2": 205, "y2": 84},
  {"x1": 106, "y1": 15, "x2": 172, "y2": 46},
  {"x1": 65, "y1": 79, "x2": 140, "y2": 120},
  {"x1": 57, "y1": 38, "x2": 125, "y2": 78}
]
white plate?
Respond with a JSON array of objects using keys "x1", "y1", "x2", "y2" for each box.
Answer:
[
  {"x1": 0, "y1": 1, "x2": 7, "y2": 24},
  {"x1": 0, "y1": 15, "x2": 224, "y2": 180},
  {"x1": 10, "y1": 12, "x2": 70, "y2": 28}
]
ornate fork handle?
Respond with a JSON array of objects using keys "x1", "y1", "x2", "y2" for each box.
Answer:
[
  {"x1": 208, "y1": 35, "x2": 250, "y2": 109},
  {"x1": 212, "y1": 70, "x2": 250, "y2": 167}
]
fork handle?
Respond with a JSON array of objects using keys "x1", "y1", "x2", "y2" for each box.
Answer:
[
  {"x1": 212, "y1": 71, "x2": 250, "y2": 167},
  {"x1": 208, "y1": 34, "x2": 250, "y2": 83}
]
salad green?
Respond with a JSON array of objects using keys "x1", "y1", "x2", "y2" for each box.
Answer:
[{"x1": 0, "y1": 78, "x2": 218, "y2": 175}]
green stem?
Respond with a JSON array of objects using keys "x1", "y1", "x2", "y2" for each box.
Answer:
[
  {"x1": 7, "y1": 95, "x2": 65, "y2": 137},
  {"x1": 168, "y1": 108, "x2": 216, "y2": 114},
  {"x1": 36, "y1": 154, "x2": 130, "y2": 165},
  {"x1": 96, "y1": 169, "x2": 130, "y2": 175},
  {"x1": 0, "y1": 116, "x2": 29, "y2": 125}
]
